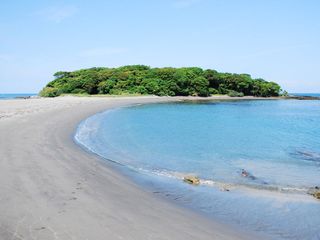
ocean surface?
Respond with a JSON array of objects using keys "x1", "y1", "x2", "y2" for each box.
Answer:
[
  {"x1": 0, "y1": 93, "x2": 37, "y2": 99},
  {"x1": 291, "y1": 93, "x2": 320, "y2": 97},
  {"x1": 75, "y1": 99, "x2": 320, "y2": 240}
]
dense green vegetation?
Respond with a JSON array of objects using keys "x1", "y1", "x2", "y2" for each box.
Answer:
[{"x1": 40, "y1": 65, "x2": 282, "y2": 97}]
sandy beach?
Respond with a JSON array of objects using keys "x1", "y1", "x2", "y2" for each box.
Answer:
[{"x1": 0, "y1": 96, "x2": 262, "y2": 240}]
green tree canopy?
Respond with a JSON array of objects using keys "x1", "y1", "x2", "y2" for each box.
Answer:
[{"x1": 40, "y1": 65, "x2": 282, "y2": 97}]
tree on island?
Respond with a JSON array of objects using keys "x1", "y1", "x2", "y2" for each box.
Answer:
[{"x1": 40, "y1": 65, "x2": 282, "y2": 97}]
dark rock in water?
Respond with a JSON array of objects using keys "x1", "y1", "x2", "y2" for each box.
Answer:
[
  {"x1": 249, "y1": 175, "x2": 256, "y2": 180},
  {"x1": 241, "y1": 169, "x2": 249, "y2": 177},
  {"x1": 183, "y1": 176, "x2": 200, "y2": 185},
  {"x1": 241, "y1": 169, "x2": 256, "y2": 180},
  {"x1": 239, "y1": 169, "x2": 270, "y2": 186}
]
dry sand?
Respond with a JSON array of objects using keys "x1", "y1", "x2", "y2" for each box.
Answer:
[{"x1": 0, "y1": 96, "x2": 262, "y2": 240}]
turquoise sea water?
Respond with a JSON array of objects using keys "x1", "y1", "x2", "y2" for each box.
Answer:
[
  {"x1": 0, "y1": 93, "x2": 36, "y2": 99},
  {"x1": 75, "y1": 99, "x2": 320, "y2": 240}
]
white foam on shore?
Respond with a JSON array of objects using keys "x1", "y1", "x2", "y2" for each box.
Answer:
[{"x1": 126, "y1": 165, "x2": 315, "y2": 202}]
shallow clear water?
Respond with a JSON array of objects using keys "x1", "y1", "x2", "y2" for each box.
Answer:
[{"x1": 75, "y1": 100, "x2": 320, "y2": 240}]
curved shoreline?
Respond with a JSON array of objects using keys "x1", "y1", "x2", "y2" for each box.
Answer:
[
  {"x1": 74, "y1": 106, "x2": 315, "y2": 197},
  {"x1": 0, "y1": 96, "x2": 264, "y2": 240}
]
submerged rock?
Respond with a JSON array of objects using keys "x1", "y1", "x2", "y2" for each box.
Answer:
[
  {"x1": 307, "y1": 186, "x2": 320, "y2": 200},
  {"x1": 287, "y1": 95, "x2": 320, "y2": 100},
  {"x1": 220, "y1": 185, "x2": 230, "y2": 192},
  {"x1": 292, "y1": 149, "x2": 320, "y2": 163},
  {"x1": 241, "y1": 169, "x2": 256, "y2": 180},
  {"x1": 314, "y1": 191, "x2": 320, "y2": 200},
  {"x1": 183, "y1": 176, "x2": 200, "y2": 185},
  {"x1": 241, "y1": 169, "x2": 249, "y2": 177}
]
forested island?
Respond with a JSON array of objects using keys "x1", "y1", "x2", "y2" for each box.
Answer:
[{"x1": 40, "y1": 65, "x2": 283, "y2": 97}]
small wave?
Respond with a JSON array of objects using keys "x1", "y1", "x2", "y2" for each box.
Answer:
[
  {"x1": 135, "y1": 168, "x2": 311, "y2": 195},
  {"x1": 201, "y1": 178, "x2": 310, "y2": 194},
  {"x1": 291, "y1": 149, "x2": 320, "y2": 163}
]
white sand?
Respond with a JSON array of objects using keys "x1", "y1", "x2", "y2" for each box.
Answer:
[{"x1": 0, "y1": 96, "x2": 261, "y2": 240}]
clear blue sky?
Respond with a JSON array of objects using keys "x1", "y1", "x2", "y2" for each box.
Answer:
[{"x1": 1, "y1": 0, "x2": 319, "y2": 93}]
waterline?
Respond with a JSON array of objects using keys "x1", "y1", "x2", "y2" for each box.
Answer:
[{"x1": 75, "y1": 100, "x2": 320, "y2": 240}]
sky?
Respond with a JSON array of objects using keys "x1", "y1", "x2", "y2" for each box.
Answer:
[{"x1": 1, "y1": 0, "x2": 320, "y2": 93}]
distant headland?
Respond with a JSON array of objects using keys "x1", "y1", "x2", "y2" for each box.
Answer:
[{"x1": 40, "y1": 65, "x2": 284, "y2": 97}]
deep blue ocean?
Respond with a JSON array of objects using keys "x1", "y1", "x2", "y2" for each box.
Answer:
[
  {"x1": 0, "y1": 93, "x2": 37, "y2": 99},
  {"x1": 76, "y1": 99, "x2": 320, "y2": 240}
]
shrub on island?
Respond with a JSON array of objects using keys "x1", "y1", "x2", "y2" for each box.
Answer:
[
  {"x1": 227, "y1": 90, "x2": 244, "y2": 97},
  {"x1": 39, "y1": 87, "x2": 60, "y2": 97}
]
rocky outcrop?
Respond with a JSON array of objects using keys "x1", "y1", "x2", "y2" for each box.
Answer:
[
  {"x1": 308, "y1": 187, "x2": 320, "y2": 200},
  {"x1": 183, "y1": 176, "x2": 200, "y2": 185},
  {"x1": 314, "y1": 191, "x2": 320, "y2": 199}
]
